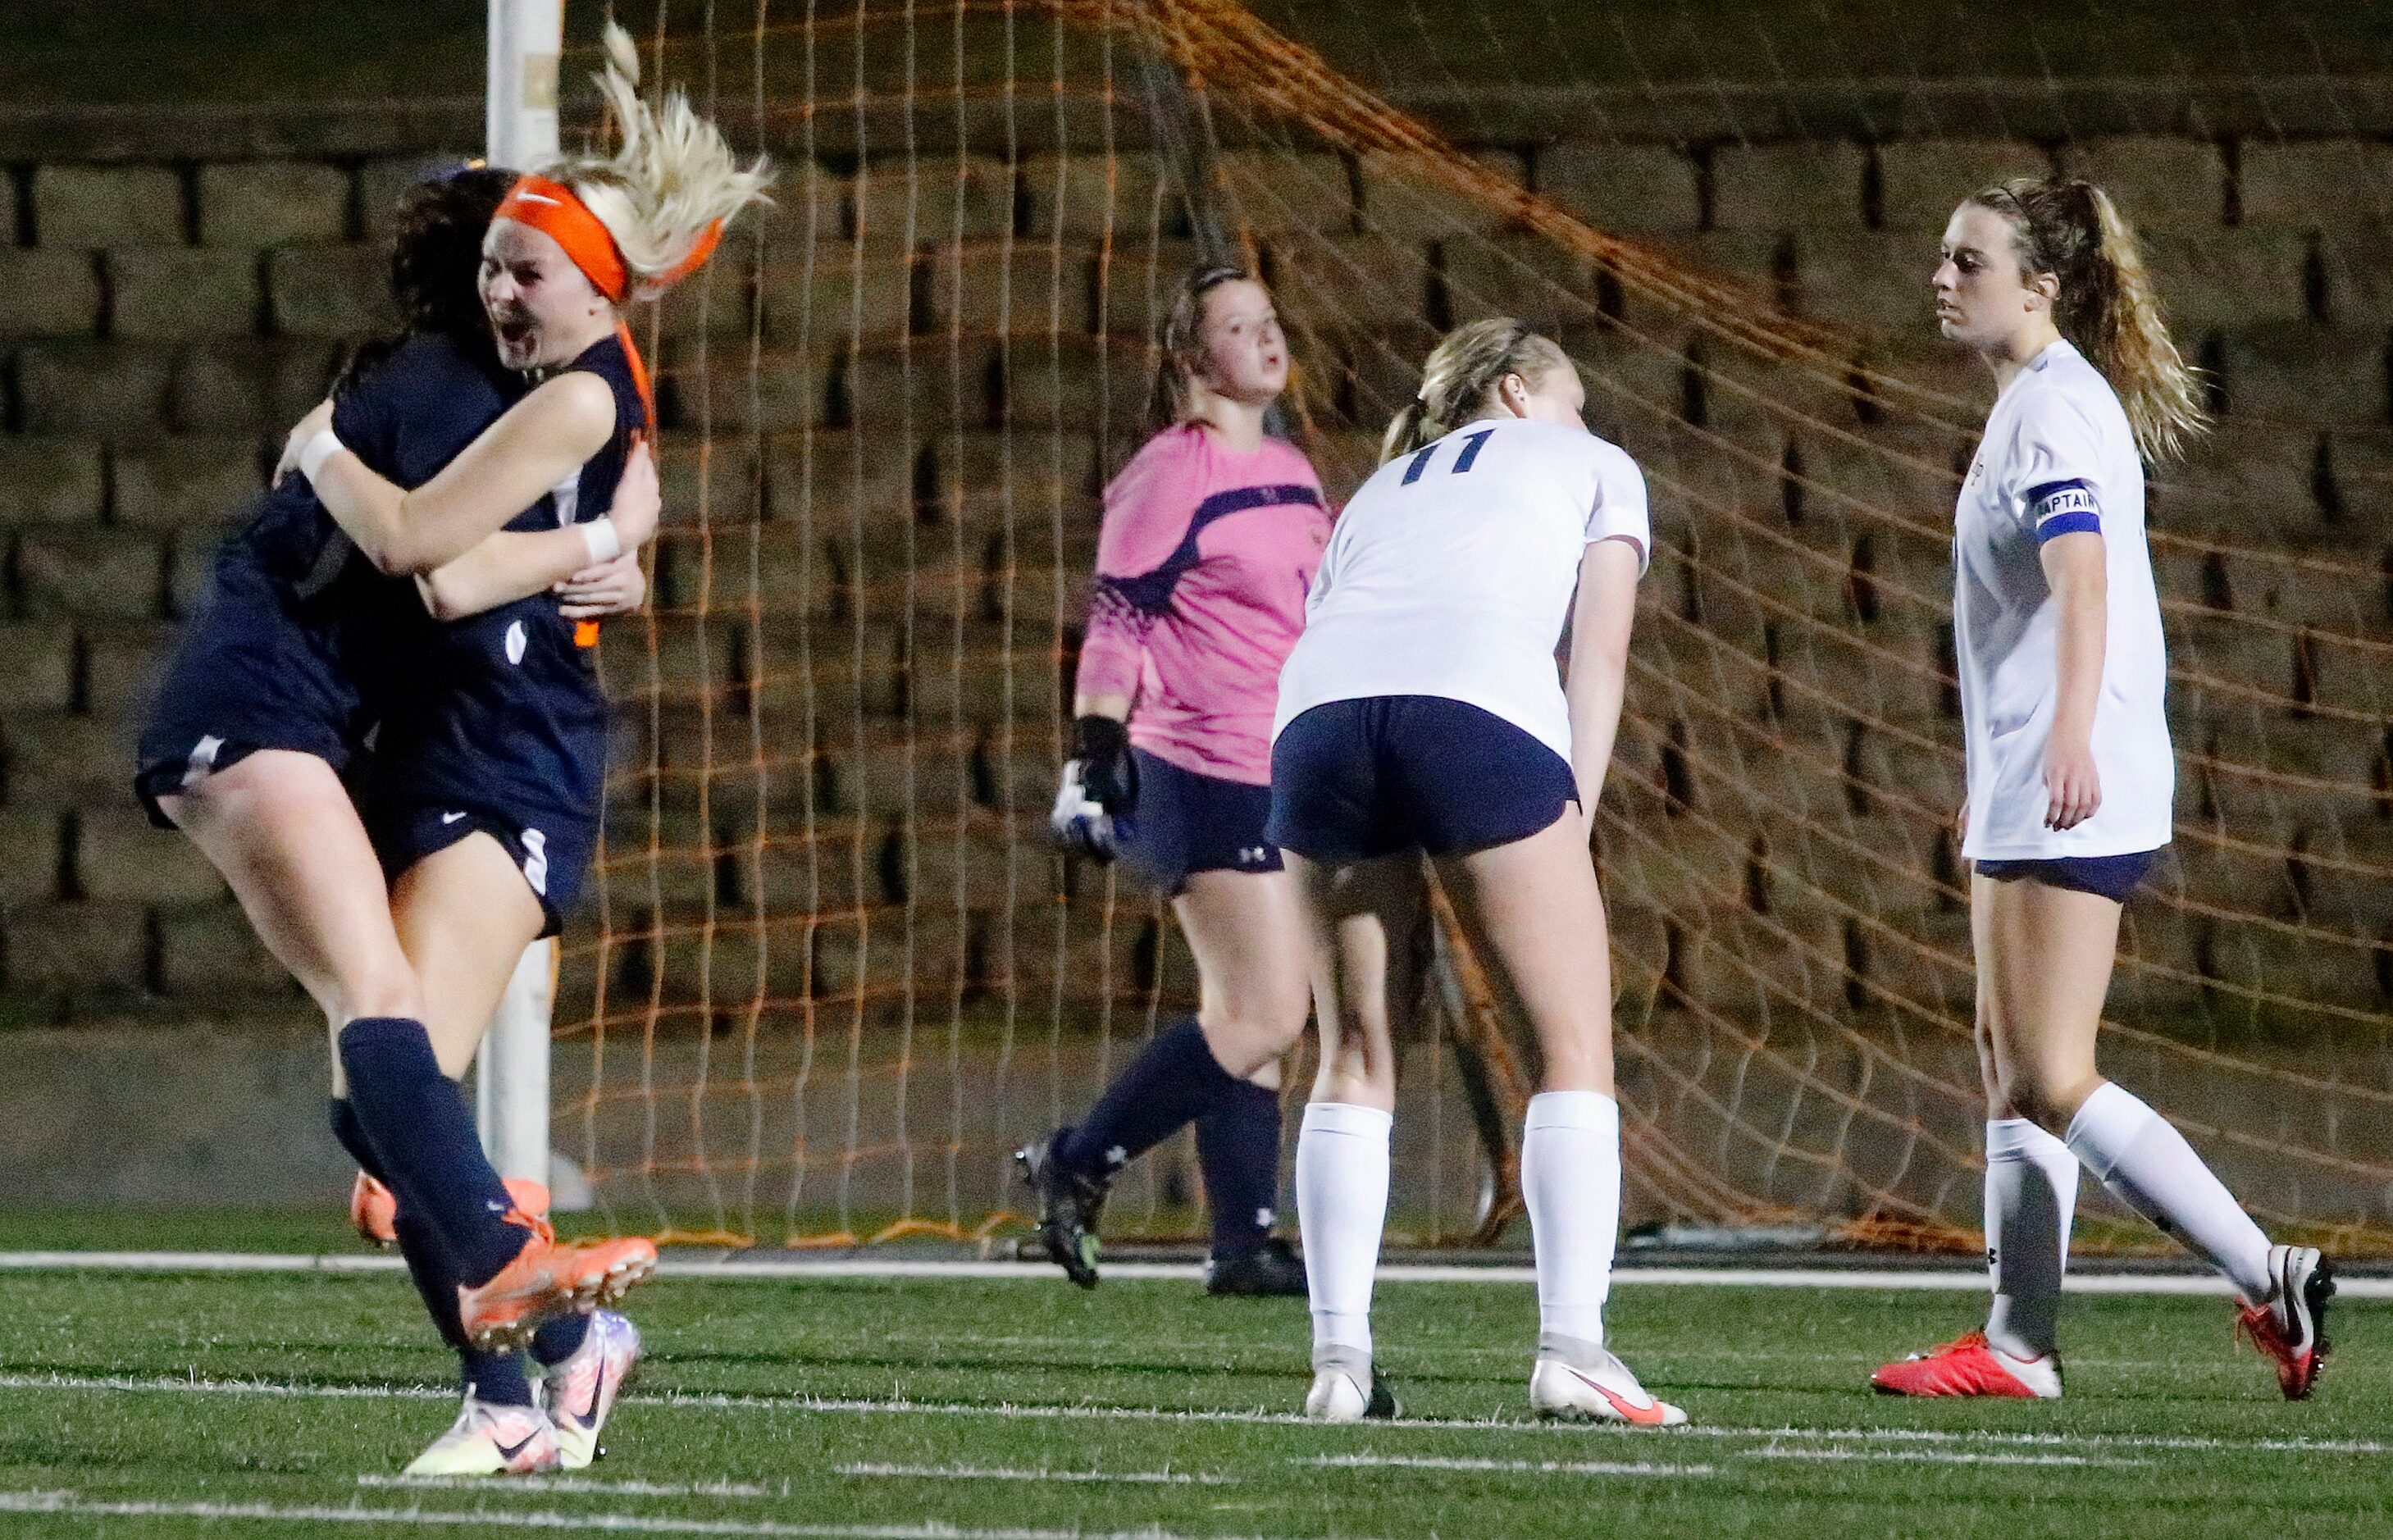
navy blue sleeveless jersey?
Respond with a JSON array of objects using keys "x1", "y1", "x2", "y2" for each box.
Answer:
[
  {"x1": 135, "y1": 333, "x2": 520, "y2": 822},
  {"x1": 353, "y1": 331, "x2": 646, "y2": 934}
]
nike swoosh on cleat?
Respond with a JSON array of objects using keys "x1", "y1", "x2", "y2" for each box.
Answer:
[
  {"x1": 492, "y1": 1430, "x2": 542, "y2": 1462},
  {"x1": 566, "y1": 1365, "x2": 613, "y2": 1430},
  {"x1": 1565, "y1": 1366, "x2": 1671, "y2": 1425}
]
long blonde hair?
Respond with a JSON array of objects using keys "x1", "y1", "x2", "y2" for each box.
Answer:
[
  {"x1": 550, "y1": 22, "x2": 773, "y2": 290},
  {"x1": 1381, "y1": 318, "x2": 1575, "y2": 462},
  {"x1": 1969, "y1": 175, "x2": 2207, "y2": 463}
]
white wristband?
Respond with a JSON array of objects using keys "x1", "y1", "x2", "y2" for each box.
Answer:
[
  {"x1": 581, "y1": 516, "x2": 623, "y2": 565},
  {"x1": 297, "y1": 426, "x2": 346, "y2": 484}
]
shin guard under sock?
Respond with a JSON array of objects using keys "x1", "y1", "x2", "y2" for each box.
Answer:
[
  {"x1": 336, "y1": 1017, "x2": 524, "y2": 1285},
  {"x1": 391, "y1": 1208, "x2": 534, "y2": 1406},
  {"x1": 1296, "y1": 1101, "x2": 1392, "y2": 1362},
  {"x1": 1196, "y1": 1078, "x2": 1283, "y2": 1256},
  {"x1": 1057, "y1": 1018, "x2": 1244, "y2": 1181}
]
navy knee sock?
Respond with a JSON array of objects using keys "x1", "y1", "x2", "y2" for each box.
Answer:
[
  {"x1": 335, "y1": 1098, "x2": 531, "y2": 1406},
  {"x1": 327, "y1": 1096, "x2": 387, "y2": 1185},
  {"x1": 1196, "y1": 1078, "x2": 1283, "y2": 1256},
  {"x1": 531, "y1": 1313, "x2": 590, "y2": 1368},
  {"x1": 1057, "y1": 1018, "x2": 1243, "y2": 1181},
  {"x1": 336, "y1": 1018, "x2": 525, "y2": 1285},
  {"x1": 392, "y1": 1209, "x2": 534, "y2": 1407}
]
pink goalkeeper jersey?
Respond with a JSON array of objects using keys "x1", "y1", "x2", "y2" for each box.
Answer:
[{"x1": 1074, "y1": 422, "x2": 1332, "y2": 786}]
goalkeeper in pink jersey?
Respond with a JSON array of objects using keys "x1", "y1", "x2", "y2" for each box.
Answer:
[{"x1": 1019, "y1": 264, "x2": 1333, "y2": 1296}]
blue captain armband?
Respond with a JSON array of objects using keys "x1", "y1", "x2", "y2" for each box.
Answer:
[{"x1": 2027, "y1": 478, "x2": 2100, "y2": 542}]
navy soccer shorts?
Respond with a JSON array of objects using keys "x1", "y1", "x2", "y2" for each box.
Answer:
[
  {"x1": 134, "y1": 548, "x2": 365, "y2": 826},
  {"x1": 358, "y1": 792, "x2": 595, "y2": 940},
  {"x1": 1115, "y1": 748, "x2": 1282, "y2": 899},
  {"x1": 1265, "y1": 695, "x2": 1578, "y2": 862},
  {"x1": 1973, "y1": 848, "x2": 2163, "y2": 904}
]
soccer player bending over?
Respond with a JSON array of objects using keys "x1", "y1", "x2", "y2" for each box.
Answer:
[
  {"x1": 1268, "y1": 320, "x2": 1681, "y2": 1425},
  {"x1": 1023, "y1": 265, "x2": 1332, "y2": 1296},
  {"x1": 1872, "y1": 175, "x2": 2329, "y2": 1401}
]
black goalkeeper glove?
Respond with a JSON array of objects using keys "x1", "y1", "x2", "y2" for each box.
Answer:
[{"x1": 1070, "y1": 714, "x2": 1136, "y2": 813}]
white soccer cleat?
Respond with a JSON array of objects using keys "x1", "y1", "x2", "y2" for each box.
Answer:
[
  {"x1": 1304, "y1": 1345, "x2": 1400, "y2": 1423},
  {"x1": 401, "y1": 1393, "x2": 562, "y2": 1477},
  {"x1": 542, "y1": 1309, "x2": 643, "y2": 1470},
  {"x1": 1529, "y1": 1336, "x2": 1689, "y2": 1427},
  {"x1": 2237, "y1": 1244, "x2": 2334, "y2": 1401}
]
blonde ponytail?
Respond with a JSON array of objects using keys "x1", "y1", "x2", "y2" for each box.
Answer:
[
  {"x1": 1380, "y1": 398, "x2": 1437, "y2": 462},
  {"x1": 1380, "y1": 318, "x2": 1572, "y2": 463},
  {"x1": 2083, "y1": 186, "x2": 2208, "y2": 464},
  {"x1": 1971, "y1": 176, "x2": 2208, "y2": 463},
  {"x1": 550, "y1": 22, "x2": 773, "y2": 291}
]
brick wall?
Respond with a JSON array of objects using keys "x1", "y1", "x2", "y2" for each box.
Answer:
[
  {"x1": 0, "y1": 82, "x2": 2387, "y2": 1037},
  {"x1": 0, "y1": 111, "x2": 479, "y2": 1027}
]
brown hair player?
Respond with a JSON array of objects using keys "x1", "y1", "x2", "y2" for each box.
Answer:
[
  {"x1": 280, "y1": 23, "x2": 766, "y2": 1472},
  {"x1": 1019, "y1": 264, "x2": 1332, "y2": 1297},
  {"x1": 135, "y1": 157, "x2": 666, "y2": 1476},
  {"x1": 1871, "y1": 175, "x2": 2330, "y2": 1402}
]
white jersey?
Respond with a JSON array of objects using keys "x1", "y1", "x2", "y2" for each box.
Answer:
[
  {"x1": 1954, "y1": 339, "x2": 2172, "y2": 859},
  {"x1": 1272, "y1": 417, "x2": 1650, "y2": 767}
]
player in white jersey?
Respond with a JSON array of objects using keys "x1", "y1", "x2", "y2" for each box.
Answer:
[
  {"x1": 1267, "y1": 320, "x2": 1684, "y2": 1426},
  {"x1": 1872, "y1": 176, "x2": 2331, "y2": 1402}
]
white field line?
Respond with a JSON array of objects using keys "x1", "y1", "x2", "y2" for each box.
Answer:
[
  {"x1": 836, "y1": 1463, "x2": 1229, "y2": 1485},
  {"x1": 362, "y1": 1474, "x2": 790, "y2": 1499},
  {"x1": 846, "y1": 1333, "x2": 2206, "y2": 1374},
  {"x1": 0, "y1": 1491, "x2": 1321, "y2": 1539},
  {"x1": 1743, "y1": 1445, "x2": 2147, "y2": 1468},
  {"x1": 1302, "y1": 1454, "x2": 1713, "y2": 1478},
  {"x1": 4, "y1": 1250, "x2": 2386, "y2": 1298},
  {"x1": 6, "y1": 1370, "x2": 2390, "y2": 1458}
]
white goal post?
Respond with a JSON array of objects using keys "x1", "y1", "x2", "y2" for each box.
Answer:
[{"x1": 476, "y1": 0, "x2": 565, "y2": 1201}]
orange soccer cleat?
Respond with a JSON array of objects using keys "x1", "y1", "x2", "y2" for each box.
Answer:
[
  {"x1": 350, "y1": 1172, "x2": 553, "y2": 1249},
  {"x1": 1870, "y1": 1331, "x2": 2061, "y2": 1399},
  {"x1": 2236, "y1": 1245, "x2": 2334, "y2": 1401},
  {"x1": 455, "y1": 1212, "x2": 658, "y2": 1352}
]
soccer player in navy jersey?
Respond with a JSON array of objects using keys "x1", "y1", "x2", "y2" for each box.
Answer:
[
  {"x1": 277, "y1": 26, "x2": 768, "y2": 1470},
  {"x1": 139, "y1": 163, "x2": 666, "y2": 1474}
]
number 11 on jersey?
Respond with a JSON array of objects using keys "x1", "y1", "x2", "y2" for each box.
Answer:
[{"x1": 1402, "y1": 427, "x2": 1496, "y2": 485}]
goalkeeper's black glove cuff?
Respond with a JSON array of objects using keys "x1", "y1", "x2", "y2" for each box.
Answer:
[
  {"x1": 1072, "y1": 713, "x2": 1128, "y2": 767},
  {"x1": 1071, "y1": 714, "x2": 1134, "y2": 811}
]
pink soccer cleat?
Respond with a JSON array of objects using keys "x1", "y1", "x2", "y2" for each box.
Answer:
[{"x1": 1871, "y1": 1331, "x2": 2061, "y2": 1399}]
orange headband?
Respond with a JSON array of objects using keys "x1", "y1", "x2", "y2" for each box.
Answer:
[
  {"x1": 495, "y1": 173, "x2": 727, "y2": 302},
  {"x1": 496, "y1": 174, "x2": 629, "y2": 301}
]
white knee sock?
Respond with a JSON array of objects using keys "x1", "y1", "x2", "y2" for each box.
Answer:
[
  {"x1": 1296, "y1": 1101, "x2": 1392, "y2": 1363},
  {"x1": 1520, "y1": 1090, "x2": 1620, "y2": 1350},
  {"x1": 1981, "y1": 1118, "x2": 2077, "y2": 1360},
  {"x1": 2065, "y1": 1082, "x2": 2273, "y2": 1301}
]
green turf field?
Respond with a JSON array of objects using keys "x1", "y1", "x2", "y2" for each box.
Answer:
[{"x1": 0, "y1": 1262, "x2": 2383, "y2": 1538}]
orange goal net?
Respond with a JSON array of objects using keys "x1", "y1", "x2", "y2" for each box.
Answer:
[{"x1": 556, "y1": 0, "x2": 2393, "y2": 1253}]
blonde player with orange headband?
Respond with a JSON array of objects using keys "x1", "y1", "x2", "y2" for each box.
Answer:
[{"x1": 279, "y1": 25, "x2": 768, "y2": 1474}]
